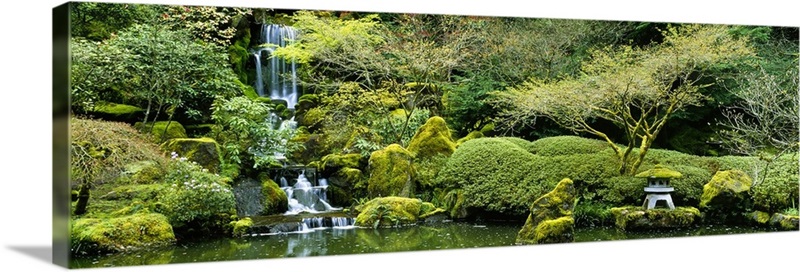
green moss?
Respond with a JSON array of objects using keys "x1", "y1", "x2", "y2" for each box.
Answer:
[
  {"x1": 71, "y1": 213, "x2": 175, "y2": 253},
  {"x1": 532, "y1": 216, "x2": 575, "y2": 244},
  {"x1": 700, "y1": 170, "x2": 752, "y2": 208},
  {"x1": 228, "y1": 28, "x2": 251, "y2": 84},
  {"x1": 90, "y1": 101, "x2": 144, "y2": 122},
  {"x1": 769, "y1": 213, "x2": 799, "y2": 230},
  {"x1": 698, "y1": 170, "x2": 753, "y2": 224},
  {"x1": 420, "y1": 202, "x2": 436, "y2": 215},
  {"x1": 135, "y1": 121, "x2": 187, "y2": 143},
  {"x1": 230, "y1": 217, "x2": 253, "y2": 237},
  {"x1": 367, "y1": 144, "x2": 415, "y2": 198},
  {"x1": 455, "y1": 131, "x2": 484, "y2": 147},
  {"x1": 338, "y1": 167, "x2": 362, "y2": 183},
  {"x1": 118, "y1": 160, "x2": 165, "y2": 184},
  {"x1": 97, "y1": 184, "x2": 165, "y2": 202},
  {"x1": 321, "y1": 153, "x2": 363, "y2": 170},
  {"x1": 355, "y1": 197, "x2": 433, "y2": 228},
  {"x1": 261, "y1": 176, "x2": 288, "y2": 215},
  {"x1": 750, "y1": 210, "x2": 772, "y2": 225},
  {"x1": 635, "y1": 164, "x2": 683, "y2": 179},
  {"x1": 479, "y1": 123, "x2": 495, "y2": 136},
  {"x1": 516, "y1": 178, "x2": 576, "y2": 245},
  {"x1": 406, "y1": 116, "x2": 456, "y2": 159},
  {"x1": 610, "y1": 206, "x2": 700, "y2": 231},
  {"x1": 160, "y1": 137, "x2": 224, "y2": 173}
]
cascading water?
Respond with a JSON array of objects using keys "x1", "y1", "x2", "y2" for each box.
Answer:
[
  {"x1": 282, "y1": 172, "x2": 341, "y2": 215},
  {"x1": 252, "y1": 24, "x2": 299, "y2": 109}
]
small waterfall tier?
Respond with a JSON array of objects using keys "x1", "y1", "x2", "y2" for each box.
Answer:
[
  {"x1": 252, "y1": 24, "x2": 300, "y2": 109},
  {"x1": 282, "y1": 172, "x2": 341, "y2": 215},
  {"x1": 246, "y1": 215, "x2": 358, "y2": 236}
]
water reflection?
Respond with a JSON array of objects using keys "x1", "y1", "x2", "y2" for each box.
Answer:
[{"x1": 69, "y1": 222, "x2": 776, "y2": 268}]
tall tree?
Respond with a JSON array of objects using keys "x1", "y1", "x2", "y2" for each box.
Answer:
[
  {"x1": 75, "y1": 23, "x2": 242, "y2": 127},
  {"x1": 492, "y1": 24, "x2": 755, "y2": 175},
  {"x1": 718, "y1": 65, "x2": 799, "y2": 183}
]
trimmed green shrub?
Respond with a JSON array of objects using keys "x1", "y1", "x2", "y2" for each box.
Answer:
[
  {"x1": 436, "y1": 137, "x2": 553, "y2": 218},
  {"x1": 528, "y1": 135, "x2": 610, "y2": 156}
]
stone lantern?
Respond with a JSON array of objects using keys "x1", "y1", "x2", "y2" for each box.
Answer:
[{"x1": 635, "y1": 164, "x2": 682, "y2": 210}]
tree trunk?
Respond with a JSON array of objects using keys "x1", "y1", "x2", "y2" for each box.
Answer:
[{"x1": 73, "y1": 183, "x2": 91, "y2": 216}]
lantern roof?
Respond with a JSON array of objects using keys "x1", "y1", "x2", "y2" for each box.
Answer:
[{"x1": 635, "y1": 164, "x2": 682, "y2": 179}]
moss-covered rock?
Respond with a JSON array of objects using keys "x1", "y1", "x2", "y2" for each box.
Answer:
[
  {"x1": 699, "y1": 170, "x2": 753, "y2": 223},
  {"x1": 354, "y1": 197, "x2": 441, "y2": 228},
  {"x1": 71, "y1": 213, "x2": 175, "y2": 254},
  {"x1": 320, "y1": 153, "x2": 363, "y2": 170},
  {"x1": 407, "y1": 116, "x2": 456, "y2": 159},
  {"x1": 135, "y1": 121, "x2": 187, "y2": 143},
  {"x1": 367, "y1": 144, "x2": 415, "y2": 198},
  {"x1": 160, "y1": 137, "x2": 223, "y2": 173},
  {"x1": 610, "y1": 206, "x2": 701, "y2": 231},
  {"x1": 516, "y1": 178, "x2": 576, "y2": 245},
  {"x1": 230, "y1": 217, "x2": 253, "y2": 237},
  {"x1": 769, "y1": 213, "x2": 799, "y2": 231},
  {"x1": 88, "y1": 101, "x2": 144, "y2": 123},
  {"x1": 749, "y1": 211, "x2": 799, "y2": 230},
  {"x1": 118, "y1": 160, "x2": 165, "y2": 184},
  {"x1": 635, "y1": 164, "x2": 683, "y2": 179},
  {"x1": 749, "y1": 210, "x2": 772, "y2": 225},
  {"x1": 261, "y1": 176, "x2": 288, "y2": 215}
]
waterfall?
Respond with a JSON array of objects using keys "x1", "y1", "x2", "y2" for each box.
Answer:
[
  {"x1": 282, "y1": 172, "x2": 341, "y2": 215},
  {"x1": 252, "y1": 24, "x2": 299, "y2": 109}
]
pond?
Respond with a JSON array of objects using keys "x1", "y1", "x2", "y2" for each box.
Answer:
[{"x1": 68, "y1": 222, "x2": 776, "y2": 269}]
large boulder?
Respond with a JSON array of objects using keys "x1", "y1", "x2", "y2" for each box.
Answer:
[
  {"x1": 261, "y1": 176, "x2": 288, "y2": 215},
  {"x1": 699, "y1": 170, "x2": 753, "y2": 223},
  {"x1": 354, "y1": 197, "x2": 444, "y2": 228},
  {"x1": 516, "y1": 178, "x2": 576, "y2": 245},
  {"x1": 367, "y1": 144, "x2": 415, "y2": 198},
  {"x1": 71, "y1": 213, "x2": 175, "y2": 254},
  {"x1": 87, "y1": 101, "x2": 144, "y2": 123},
  {"x1": 135, "y1": 121, "x2": 188, "y2": 143},
  {"x1": 406, "y1": 116, "x2": 456, "y2": 159},
  {"x1": 160, "y1": 137, "x2": 223, "y2": 174}
]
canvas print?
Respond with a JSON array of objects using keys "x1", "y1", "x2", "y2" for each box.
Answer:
[{"x1": 54, "y1": 1, "x2": 799, "y2": 269}]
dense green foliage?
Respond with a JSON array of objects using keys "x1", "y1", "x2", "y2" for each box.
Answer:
[
  {"x1": 210, "y1": 96, "x2": 300, "y2": 176},
  {"x1": 156, "y1": 155, "x2": 237, "y2": 233},
  {"x1": 437, "y1": 135, "x2": 798, "y2": 219},
  {"x1": 67, "y1": 2, "x2": 798, "y2": 257},
  {"x1": 494, "y1": 24, "x2": 756, "y2": 175},
  {"x1": 71, "y1": 23, "x2": 242, "y2": 126}
]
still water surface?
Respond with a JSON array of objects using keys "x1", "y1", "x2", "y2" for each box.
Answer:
[{"x1": 69, "y1": 222, "x2": 773, "y2": 268}]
